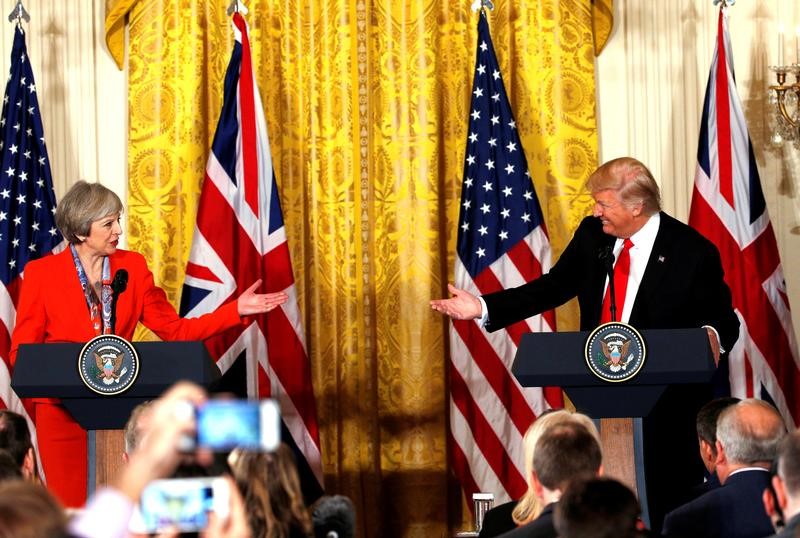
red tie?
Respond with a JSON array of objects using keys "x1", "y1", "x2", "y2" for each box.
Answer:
[{"x1": 600, "y1": 238, "x2": 634, "y2": 323}]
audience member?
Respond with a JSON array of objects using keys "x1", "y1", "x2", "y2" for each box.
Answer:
[
  {"x1": 498, "y1": 421, "x2": 603, "y2": 538},
  {"x1": 0, "y1": 449, "x2": 22, "y2": 483},
  {"x1": 479, "y1": 410, "x2": 600, "y2": 537},
  {"x1": 554, "y1": 476, "x2": 642, "y2": 538},
  {"x1": 687, "y1": 397, "x2": 740, "y2": 501},
  {"x1": 230, "y1": 443, "x2": 313, "y2": 538},
  {"x1": 0, "y1": 479, "x2": 68, "y2": 538},
  {"x1": 68, "y1": 381, "x2": 252, "y2": 538},
  {"x1": 0, "y1": 409, "x2": 37, "y2": 480},
  {"x1": 122, "y1": 400, "x2": 151, "y2": 463},
  {"x1": 662, "y1": 398, "x2": 786, "y2": 538},
  {"x1": 762, "y1": 430, "x2": 800, "y2": 537},
  {"x1": 312, "y1": 494, "x2": 356, "y2": 538}
]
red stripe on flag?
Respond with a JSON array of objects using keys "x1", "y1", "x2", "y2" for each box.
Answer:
[
  {"x1": 185, "y1": 262, "x2": 224, "y2": 284},
  {"x1": 453, "y1": 320, "x2": 535, "y2": 434},
  {"x1": 450, "y1": 360, "x2": 528, "y2": 498},
  {"x1": 231, "y1": 13, "x2": 259, "y2": 216},
  {"x1": 449, "y1": 431, "x2": 481, "y2": 511},
  {"x1": 714, "y1": 11, "x2": 734, "y2": 207},
  {"x1": 506, "y1": 240, "x2": 542, "y2": 284}
]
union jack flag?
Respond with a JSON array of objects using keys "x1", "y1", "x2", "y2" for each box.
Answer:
[
  {"x1": 689, "y1": 7, "x2": 800, "y2": 425},
  {"x1": 0, "y1": 26, "x2": 62, "y2": 479},
  {"x1": 180, "y1": 13, "x2": 322, "y2": 492},
  {"x1": 449, "y1": 11, "x2": 561, "y2": 505}
]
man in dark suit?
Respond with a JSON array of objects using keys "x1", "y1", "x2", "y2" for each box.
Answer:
[
  {"x1": 662, "y1": 399, "x2": 785, "y2": 538},
  {"x1": 431, "y1": 157, "x2": 740, "y2": 532},
  {"x1": 684, "y1": 397, "x2": 740, "y2": 503},
  {"x1": 762, "y1": 430, "x2": 800, "y2": 538},
  {"x1": 498, "y1": 421, "x2": 602, "y2": 538}
]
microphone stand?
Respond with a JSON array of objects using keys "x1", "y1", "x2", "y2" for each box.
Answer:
[{"x1": 602, "y1": 246, "x2": 618, "y2": 322}]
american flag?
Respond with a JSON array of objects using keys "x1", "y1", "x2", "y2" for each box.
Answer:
[
  {"x1": 689, "y1": 8, "x2": 800, "y2": 425},
  {"x1": 0, "y1": 27, "x2": 61, "y2": 477},
  {"x1": 180, "y1": 13, "x2": 322, "y2": 492},
  {"x1": 449, "y1": 11, "x2": 561, "y2": 504}
]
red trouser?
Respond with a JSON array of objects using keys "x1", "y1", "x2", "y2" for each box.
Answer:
[{"x1": 33, "y1": 401, "x2": 87, "y2": 508}]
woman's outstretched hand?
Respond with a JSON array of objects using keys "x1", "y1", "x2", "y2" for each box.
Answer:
[{"x1": 237, "y1": 279, "x2": 288, "y2": 316}]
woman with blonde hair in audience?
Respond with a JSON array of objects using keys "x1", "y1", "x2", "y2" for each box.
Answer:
[
  {"x1": 478, "y1": 409, "x2": 601, "y2": 537},
  {"x1": 230, "y1": 443, "x2": 313, "y2": 538}
]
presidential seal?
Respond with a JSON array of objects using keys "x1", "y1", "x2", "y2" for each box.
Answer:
[
  {"x1": 78, "y1": 335, "x2": 140, "y2": 395},
  {"x1": 584, "y1": 322, "x2": 646, "y2": 382}
]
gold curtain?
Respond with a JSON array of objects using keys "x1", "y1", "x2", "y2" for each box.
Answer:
[{"x1": 106, "y1": 0, "x2": 610, "y2": 535}]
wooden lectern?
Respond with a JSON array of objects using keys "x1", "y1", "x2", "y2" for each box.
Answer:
[
  {"x1": 512, "y1": 328, "x2": 715, "y2": 523},
  {"x1": 11, "y1": 341, "x2": 220, "y2": 492}
]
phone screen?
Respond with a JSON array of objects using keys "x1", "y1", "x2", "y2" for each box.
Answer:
[
  {"x1": 196, "y1": 400, "x2": 264, "y2": 451},
  {"x1": 139, "y1": 478, "x2": 219, "y2": 533}
]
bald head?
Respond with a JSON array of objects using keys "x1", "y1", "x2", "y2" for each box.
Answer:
[{"x1": 716, "y1": 399, "x2": 785, "y2": 467}]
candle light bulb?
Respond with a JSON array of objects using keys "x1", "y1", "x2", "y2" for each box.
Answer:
[{"x1": 779, "y1": 24, "x2": 785, "y2": 66}]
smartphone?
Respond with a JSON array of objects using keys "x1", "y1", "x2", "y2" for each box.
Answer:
[
  {"x1": 139, "y1": 477, "x2": 229, "y2": 533},
  {"x1": 187, "y1": 398, "x2": 280, "y2": 452}
]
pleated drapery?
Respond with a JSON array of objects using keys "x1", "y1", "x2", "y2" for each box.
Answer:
[{"x1": 105, "y1": 1, "x2": 609, "y2": 535}]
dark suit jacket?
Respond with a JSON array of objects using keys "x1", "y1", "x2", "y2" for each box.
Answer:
[
  {"x1": 662, "y1": 469, "x2": 773, "y2": 538},
  {"x1": 482, "y1": 213, "x2": 739, "y2": 351},
  {"x1": 479, "y1": 500, "x2": 518, "y2": 537},
  {"x1": 497, "y1": 503, "x2": 556, "y2": 538}
]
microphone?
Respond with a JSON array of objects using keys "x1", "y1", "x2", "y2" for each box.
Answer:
[
  {"x1": 110, "y1": 269, "x2": 128, "y2": 334},
  {"x1": 598, "y1": 245, "x2": 618, "y2": 322}
]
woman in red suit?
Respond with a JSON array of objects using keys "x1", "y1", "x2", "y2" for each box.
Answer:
[{"x1": 9, "y1": 180, "x2": 288, "y2": 508}]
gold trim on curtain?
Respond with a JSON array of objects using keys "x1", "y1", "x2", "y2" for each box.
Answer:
[{"x1": 106, "y1": 0, "x2": 610, "y2": 535}]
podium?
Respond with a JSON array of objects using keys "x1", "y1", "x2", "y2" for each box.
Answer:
[
  {"x1": 512, "y1": 328, "x2": 714, "y2": 521},
  {"x1": 11, "y1": 341, "x2": 220, "y2": 491}
]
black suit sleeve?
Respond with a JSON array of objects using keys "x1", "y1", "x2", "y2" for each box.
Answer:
[{"x1": 482, "y1": 217, "x2": 604, "y2": 332}]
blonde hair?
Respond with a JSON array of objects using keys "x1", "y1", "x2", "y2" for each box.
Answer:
[
  {"x1": 585, "y1": 157, "x2": 661, "y2": 216},
  {"x1": 511, "y1": 411, "x2": 601, "y2": 526},
  {"x1": 55, "y1": 181, "x2": 123, "y2": 244}
]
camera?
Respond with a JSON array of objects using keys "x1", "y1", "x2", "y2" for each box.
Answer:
[
  {"x1": 138, "y1": 477, "x2": 229, "y2": 533},
  {"x1": 180, "y1": 398, "x2": 281, "y2": 452}
]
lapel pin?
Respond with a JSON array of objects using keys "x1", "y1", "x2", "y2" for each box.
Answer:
[{"x1": 658, "y1": 255, "x2": 665, "y2": 263}]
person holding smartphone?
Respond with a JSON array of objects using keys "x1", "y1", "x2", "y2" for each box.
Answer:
[{"x1": 68, "y1": 381, "x2": 252, "y2": 538}]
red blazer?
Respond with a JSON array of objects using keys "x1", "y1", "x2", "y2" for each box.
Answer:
[{"x1": 10, "y1": 247, "x2": 243, "y2": 367}]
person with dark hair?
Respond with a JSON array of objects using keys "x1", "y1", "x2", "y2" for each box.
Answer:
[
  {"x1": 312, "y1": 494, "x2": 356, "y2": 538},
  {"x1": 762, "y1": 430, "x2": 800, "y2": 537},
  {"x1": 663, "y1": 399, "x2": 786, "y2": 538},
  {"x1": 0, "y1": 449, "x2": 23, "y2": 483},
  {"x1": 230, "y1": 443, "x2": 313, "y2": 537},
  {"x1": 9, "y1": 180, "x2": 288, "y2": 507},
  {"x1": 498, "y1": 421, "x2": 603, "y2": 538},
  {"x1": 554, "y1": 477, "x2": 641, "y2": 538},
  {"x1": 0, "y1": 409, "x2": 37, "y2": 481},
  {"x1": 432, "y1": 157, "x2": 740, "y2": 532},
  {"x1": 686, "y1": 396, "x2": 740, "y2": 501}
]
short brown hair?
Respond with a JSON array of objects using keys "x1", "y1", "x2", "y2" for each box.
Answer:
[
  {"x1": 0, "y1": 480, "x2": 68, "y2": 538},
  {"x1": 55, "y1": 180, "x2": 123, "y2": 243},
  {"x1": 533, "y1": 422, "x2": 602, "y2": 491},
  {"x1": 586, "y1": 157, "x2": 662, "y2": 215},
  {"x1": 555, "y1": 477, "x2": 640, "y2": 538}
]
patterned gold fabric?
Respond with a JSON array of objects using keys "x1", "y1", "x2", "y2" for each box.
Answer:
[{"x1": 109, "y1": 0, "x2": 609, "y2": 534}]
